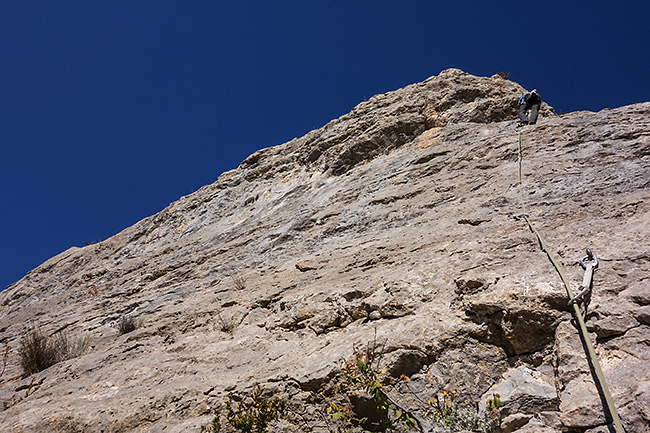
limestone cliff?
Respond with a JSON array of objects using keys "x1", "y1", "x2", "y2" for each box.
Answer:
[{"x1": 0, "y1": 69, "x2": 648, "y2": 433}]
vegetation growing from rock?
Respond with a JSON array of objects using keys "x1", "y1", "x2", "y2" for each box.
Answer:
[
  {"x1": 116, "y1": 315, "x2": 143, "y2": 335},
  {"x1": 0, "y1": 343, "x2": 9, "y2": 378},
  {"x1": 216, "y1": 310, "x2": 240, "y2": 334},
  {"x1": 2, "y1": 376, "x2": 43, "y2": 411},
  {"x1": 18, "y1": 327, "x2": 90, "y2": 375},
  {"x1": 322, "y1": 340, "x2": 420, "y2": 432},
  {"x1": 320, "y1": 340, "x2": 500, "y2": 432},
  {"x1": 232, "y1": 275, "x2": 246, "y2": 291},
  {"x1": 18, "y1": 328, "x2": 58, "y2": 375},
  {"x1": 201, "y1": 386, "x2": 286, "y2": 433},
  {"x1": 424, "y1": 388, "x2": 499, "y2": 432}
]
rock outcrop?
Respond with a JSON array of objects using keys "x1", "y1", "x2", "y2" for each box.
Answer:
[{"x1": 0, "y1": 69, "x2": 648, "y2": 432}]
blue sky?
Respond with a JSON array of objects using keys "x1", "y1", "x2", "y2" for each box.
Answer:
[{"x1": 1, "y1": 1, "x2": 649, "y2": 291}]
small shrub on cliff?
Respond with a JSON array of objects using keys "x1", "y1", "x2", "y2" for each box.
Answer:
[
  {"x1": 54, "y1": 331, "x2": 91, "y2": 362},
  {"x1": 201, "y1": 410, "x2": 222, "y2": 433},
  {"x1": 425, "y1": 388, "x2": 499, "y2": 432},
  {"x1": 201, "y1": 386, "x2": 286, "y2": 433},
  {"x1": 18, "y1": 328, "x2": 58, "y2": 375},
  {"x1": 18, "y1": 327, "x2": 90, "y2": 375},
  {"x1": 232, "y1": 275, "x2": 246, "y2": 291},
  {"x1": 216, "y1": 311, "x2": 240, "y2": 334},
  {"x1": 322, "y1": 340, "x2": 420, "y2": 432},
  {"x1": 3, "y1": 376, "x2": 44, "y2": 411},
  {"x1": 322, "y1": 339, "x2": 500, "y2": 433},
  {"x1": 1, "y1": 343, "x2": 10, "y2": 378},
  {"x1": 116, "y1": 315, "x2": 142, "y2": 335}
]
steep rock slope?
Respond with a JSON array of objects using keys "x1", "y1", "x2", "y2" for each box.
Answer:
[{"x1": 0, "y1": 69, "x2": 648, "y2": 432}]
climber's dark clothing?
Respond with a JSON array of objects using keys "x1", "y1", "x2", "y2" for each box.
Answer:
[{"x1": 519, "y1": 92, "x2": 541, "y2": 125}]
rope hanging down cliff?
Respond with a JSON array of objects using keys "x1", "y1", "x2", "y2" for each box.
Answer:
[{"x1": 515, "y1": 130, "x2": 625, "y2": 433}]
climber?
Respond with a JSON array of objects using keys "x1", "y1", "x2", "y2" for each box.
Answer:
[{"x1": 518, "y1": 89, "x2": 541, "y2": 126}]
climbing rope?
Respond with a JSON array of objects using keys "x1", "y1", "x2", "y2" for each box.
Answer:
[{"x1": 516, "y1": 131, "x2": 625, "y2": 433}]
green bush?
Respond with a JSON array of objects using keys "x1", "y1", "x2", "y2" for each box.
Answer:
[
  {"x1": 323, "y1": 341, "x2": 419, "y2": 432},
  {"x1": 201, "y1": 386, "x2": 286, "y2": 433},
  {"x1": 200, "y1": 339, "x2": 501, "y2": 432},
  {"x1": 323, "y1": 340, "x2": 500, "y2": 433}
]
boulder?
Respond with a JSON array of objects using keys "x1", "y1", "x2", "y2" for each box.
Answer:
[{"x1": 481, "y1": 366, "x2": 558, "y2": 417}]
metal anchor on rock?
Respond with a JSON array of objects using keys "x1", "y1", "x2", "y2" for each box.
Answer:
[{"x1": 568, "y1": 249, "x2": 598, "y2": 306}]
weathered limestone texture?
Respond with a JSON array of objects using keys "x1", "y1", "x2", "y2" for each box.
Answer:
[{"x1": 1, "y1": 69, "x2": 648, "y2": 432}]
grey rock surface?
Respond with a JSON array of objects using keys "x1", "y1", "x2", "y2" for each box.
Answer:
[
  {"x1": 480, "y1": 366, "x2": 558, "y2": 418},
  {"x1": 0, "y1": 69, "x2": 648, "y2": 432}
]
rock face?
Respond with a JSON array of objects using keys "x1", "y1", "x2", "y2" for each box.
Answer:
[{"x1": 0, "y1": 69, "x2": 648, "y2": 433}]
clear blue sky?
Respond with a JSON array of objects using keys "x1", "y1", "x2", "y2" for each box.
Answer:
[{"x1": 1, "y1": 1, "x2": 649, "y2": 291}]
